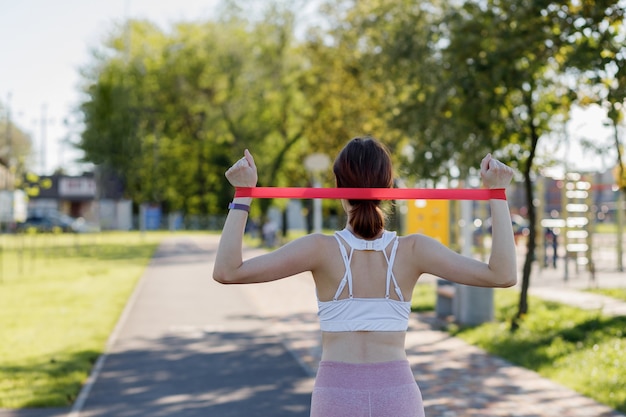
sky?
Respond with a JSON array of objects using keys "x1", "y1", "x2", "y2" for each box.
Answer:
[{"x1": 0, "y1": 0, "x2": 617, "y2": 177}]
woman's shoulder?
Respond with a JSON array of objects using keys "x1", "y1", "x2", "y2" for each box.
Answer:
[
  {"x1": 290, "y1": 232, "x2": 338, "y2": 249},
  {"x1": 398, "y1": 231, "x2": 440, "y2": 241},
  {"x1": 395, "y1": 233, "x2": 445, "y2": 274},
  {"x1": 397, "y1": 232, "x2": 444, "y2": 252},
  {"x1": 286, "y1": 233, "x2": 341, "y2": 268}
]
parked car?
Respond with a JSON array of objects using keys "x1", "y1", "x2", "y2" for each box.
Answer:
[
  {"x1": 485, "y1": 214, "x2": 530, "y2": 236},
  {"x1": 16, "y1": 211, "x2": 100, "y2": 233},
  {"x1": 473, "y1": 214, "x2": 530, "y2": 244}
]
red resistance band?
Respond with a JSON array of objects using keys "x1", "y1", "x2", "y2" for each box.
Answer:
[{"x1": 235, "y1": 187, "x2": 506, "y2": 200}]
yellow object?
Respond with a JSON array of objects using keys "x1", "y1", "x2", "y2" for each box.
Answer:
[
  {"x1": 406, "y1": 199, "x2": 450, "y2": 246},
  {"x1": 612, "y1": 164, "x2": 626, "y2": 189}
]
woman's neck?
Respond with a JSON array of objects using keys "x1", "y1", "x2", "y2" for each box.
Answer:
[{"x1": 344, "y1": 224, "x2": 384, "y2": 240}]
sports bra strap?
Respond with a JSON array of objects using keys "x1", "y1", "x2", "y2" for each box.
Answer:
[
  {"x1": 332, "y1": 234, "x2": 354, "y2": 300},
  {"x1": 332, "y1": 229, "x2": 402, "y2": 301},
  {"x1": 385, "y1": 238, "x2": 404, "y2": 301}
]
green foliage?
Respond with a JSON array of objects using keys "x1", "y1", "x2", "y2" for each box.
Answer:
[
  {"x1": 452, "y1": 289, "x2": 626, "y2": 413},
  {"x1": 18, "y1": 172, "x2": 52, "y2": 197},
  {"x1": 0, "y1": 101, "x2": 32, "y2": 181},
  {"x1": 305, "y1": 0, "x2": 457, "y2": 181},
  {"x1": 79, "y1": 6, "x2": 317, "y2": 215},
  {"x1": 429, "y1": 0, "x2": 622, "y2": 321},
  {"x1": 559, "y1": 0, "x2": 626, "y2": 190},
  {"x1": 76, "y1": 0, "x2": 625, "y2": 227}
]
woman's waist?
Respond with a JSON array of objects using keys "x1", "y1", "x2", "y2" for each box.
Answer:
[
  {"x1": 321, "y1": 331, "x2": 407, "y2": 363},
  {"x1": 315, "y1": 359, "x2": 415, "y2": 390}
]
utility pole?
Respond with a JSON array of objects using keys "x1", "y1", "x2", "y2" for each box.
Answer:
[
  {"x1": 124, "y1": 0, "x2": 132, "y2": 62},
  {"x1": 2, "y1": 92, "x2": 13, "y2": 192},
  {"x1": 6, "y1": 93, "x2": 12, "y2": 166},
  {"x1": 40, "y1": 104, "x2": 48, "y2": 175}
]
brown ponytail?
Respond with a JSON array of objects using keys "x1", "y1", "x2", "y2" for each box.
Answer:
[{"x1": 333, "y1": 137, "x2": 393, "y2": 239}]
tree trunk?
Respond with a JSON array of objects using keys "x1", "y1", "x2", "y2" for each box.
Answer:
[
  {"x1": 512, "y1": 167, "x2": 536, "y2": 331},
  {"x1": 512, "y1": 93, "x2": 540, "y2": 331},
  {"x1": 612, "y1": 116, "x2": 624, "y2": 272}
]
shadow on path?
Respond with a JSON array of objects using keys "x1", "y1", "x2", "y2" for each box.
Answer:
[{"x1": 77, "y1": 330, "x2": 312, "y2": 417}]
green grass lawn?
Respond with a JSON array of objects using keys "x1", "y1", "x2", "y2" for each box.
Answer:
[
  {"x1": 587, "y1": 287, "x2": 626, "y2": 302},
  {"x1": 411, "y1": 281, "x2": 436, "y2": 312},
  {"x1": 448, "y1": 289, "x2": 626, "y2": 413},
  {"x1": 0, "y1": 232, "x2": 172, "y2": 408}
]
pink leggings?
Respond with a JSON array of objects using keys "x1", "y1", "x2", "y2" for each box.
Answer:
[{"x1": 310, "y1": 360, "x2": 425, "y2": 417}]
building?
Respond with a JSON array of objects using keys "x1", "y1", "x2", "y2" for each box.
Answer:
[{"x1": 25, "y1": 170, "x2": 132, "y2": 231}]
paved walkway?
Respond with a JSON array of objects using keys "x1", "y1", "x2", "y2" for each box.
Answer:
[
  {"x1": 526, "y1": 255, "x2": 626, "y2": 317},
  {"x1": 1, "y1": 235, "x2": 625, "y2": 417}
]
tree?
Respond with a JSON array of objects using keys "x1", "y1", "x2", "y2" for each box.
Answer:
[
  {"x1": 79, "y1": 20, "x2": 163, "y2": 206},
  {"x1": 301, "y1": 0, "x2": 399, "y2": 159},
  {"x1": 435, "y1": 0, "x2": 625, "y2": 327},
  {"x1": 556, "y1": 1, "x2": 625, "y2": 176},
  {"x1": 0, "y1": 100, "x2": 33, "y2": 187},
  {"x1": 78, "y1": 7, "x2": 316, "y2": 216},
  {"x1": 208, "y1": 2, "x2": 316, "y2": 214},
  {"x1": 563, "y1": 0, "x2": 625, "y2": 271},
  {"x1": 441, "y1": 1, "x2": 569, "y2": 328},
  {"x1": 304, "y1": 0, "x2": 465, "y2": 235}
]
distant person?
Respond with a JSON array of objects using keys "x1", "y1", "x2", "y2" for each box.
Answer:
[
  {"x1": 544, "y1": 227, "x2": 558, "y2": 268},
  {"x1": 214, "y1": 137, "x2": 517, "y2": 417},
  {"x1": 262, "y1": 217, "x2": 278, "y2": 247},
  {"x1": 244, "y1": 217, "x2": 258, "y2": 239}
]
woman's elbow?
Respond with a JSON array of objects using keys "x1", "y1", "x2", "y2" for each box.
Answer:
[
  {"x1": 495, "y1": 274, "x2": 517, "y2": 288},
  {"x1": 213, "y1": 269, "x2": 236, "y2": 284}
]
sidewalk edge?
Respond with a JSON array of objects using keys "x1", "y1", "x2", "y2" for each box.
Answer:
[{"x1": 66, "y1": 241, "x2": 164, "y2": 417}]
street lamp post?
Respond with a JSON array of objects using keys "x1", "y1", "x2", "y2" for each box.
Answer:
[
  {"x1": 304, "y1": 153, "x2": 330, "y2": 234},
  {"x1": 455, "y1": 196, "x2": 494, "y2": 325}
]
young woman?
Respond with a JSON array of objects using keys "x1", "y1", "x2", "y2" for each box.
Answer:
[{"x1": 213, "y1": 137, "x2": 517, "y2": 417}]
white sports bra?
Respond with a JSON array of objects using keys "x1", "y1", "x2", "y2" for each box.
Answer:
[{"x1": 317, "y1": 229, "x2": 411, "y2": 332}]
